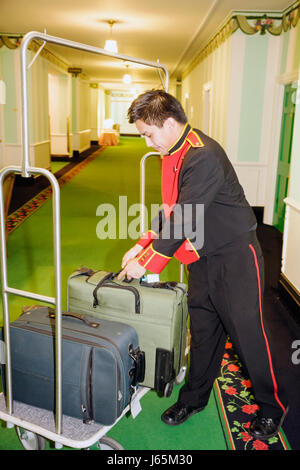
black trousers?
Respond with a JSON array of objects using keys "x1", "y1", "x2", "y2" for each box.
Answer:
[{"x1": 178, "y1": 231, "x2": 287, "y2": 419}]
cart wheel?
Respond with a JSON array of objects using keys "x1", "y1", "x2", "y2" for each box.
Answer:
[
  {"x1": 163, "y1": 380, "x2": 174, "y2": 397},
  {"x1": 175, "y1": 366, "x2": 187, "y2": 385},
  {"x1": 84, "y1": 436, "x2": 124, "y2": 450},
  {"x1": 16, "y1": 427, "x2": 46, "y2": 450},
  {"x1": 99, "y1": 436, "x2": 124, "y2": 450}
]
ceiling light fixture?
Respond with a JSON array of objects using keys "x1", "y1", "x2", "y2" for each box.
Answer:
[
  {"x1": 104, "y1": 20, "x2": 118, "y2": 54},
  {"x1": 123, "y1": 64, "x2": 132, "y2": 85}
]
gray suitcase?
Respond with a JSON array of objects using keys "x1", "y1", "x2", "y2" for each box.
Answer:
[
  {"x1": 67, "y1": 268, "x2": 189, "y2": 395},
  {"x1": 0, "y1": 306, "x2": 145, "y2": 426}
]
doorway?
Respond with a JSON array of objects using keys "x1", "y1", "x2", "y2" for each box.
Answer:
[{"x1": 273, "y1": 83, "x2": 296, "y2": 233}]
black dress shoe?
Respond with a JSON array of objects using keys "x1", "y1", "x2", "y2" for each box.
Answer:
[
  {"x1": 249, "y1": 406, "x2": 289, "y2": 440},
  {"x1": 161, "y1": 401, "x2": 205, "y2": 426}
]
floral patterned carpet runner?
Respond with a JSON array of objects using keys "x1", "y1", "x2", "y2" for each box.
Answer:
[{"x1": 214, "y1": 341, "x2": 290, "y2": 450}]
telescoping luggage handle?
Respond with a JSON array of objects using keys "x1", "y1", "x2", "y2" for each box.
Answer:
[{"x1": 0, "y1": 30, "x2": 169, "y2": 437}]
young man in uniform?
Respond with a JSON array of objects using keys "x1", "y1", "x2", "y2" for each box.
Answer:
[{"x1": 117, "y1": 90, "x2": 288, "y2": 440}]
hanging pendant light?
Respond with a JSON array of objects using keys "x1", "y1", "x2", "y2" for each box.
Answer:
[
  {"x1": 104, "y1": 20, "x2": 118, "y2": 53},
  {"x1": 123, "y1": 64, "x2": 132, "y2": 85}
]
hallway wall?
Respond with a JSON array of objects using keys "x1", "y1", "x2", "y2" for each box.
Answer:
[
  {"x1": 0, "y1": 47, "x2": 51, "y2": 169},
  {"x1": 0, "y1": 45, "x2": 105, "y2": 167}
]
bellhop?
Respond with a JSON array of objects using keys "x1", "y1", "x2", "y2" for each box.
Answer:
[
  {"x1": 121, "y1": 90, "x2": 289, "y2": 441},
  {"x1": 134, "y1": 121, "x2": 288, "y2": 422}
]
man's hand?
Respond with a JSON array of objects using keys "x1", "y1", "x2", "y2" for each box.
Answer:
[
  {"x1": 121, "y1": 245, "x2": 143, "y2": 268},
  {"x1": 117, "y1": 258, "x2": 146, "y2": 281}
]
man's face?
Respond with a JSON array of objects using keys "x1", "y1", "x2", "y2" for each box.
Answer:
[{"x1": 135, "y1": 119, "x2": 175, "y2": 156}]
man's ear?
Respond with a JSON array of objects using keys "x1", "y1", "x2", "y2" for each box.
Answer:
[{"x1": 164, "y1": 117, "x2": 176, "y2": 129}]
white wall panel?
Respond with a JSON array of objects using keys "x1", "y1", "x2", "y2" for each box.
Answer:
[{"x1": 282, "y1": 198, "x2": 300, "y2": 294}]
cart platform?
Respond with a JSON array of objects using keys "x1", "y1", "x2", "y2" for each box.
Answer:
[{"x1": 0, "y1": 387, "x2": 149, "y2": 449}]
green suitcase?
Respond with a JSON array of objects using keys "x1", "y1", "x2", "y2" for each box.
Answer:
[{"x1": 67, "y1": 268, "x2": 189, "y2": 395}]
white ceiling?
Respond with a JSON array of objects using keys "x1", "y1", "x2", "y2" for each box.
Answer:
[{"x1": 0, "y1": 0, "x2": 293, "y2": 89}]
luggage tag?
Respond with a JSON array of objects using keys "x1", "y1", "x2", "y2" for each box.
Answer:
[
  {"x1": 130, "y1": 387, "x2": 142, "y2": 419},
  {"x1": 140, "y1": 274, "x2": 160, "y2": 283}
]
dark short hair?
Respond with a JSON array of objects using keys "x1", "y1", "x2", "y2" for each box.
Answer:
[{"x1": 127, "y1": 90, "x2": 187, "y2": 127}]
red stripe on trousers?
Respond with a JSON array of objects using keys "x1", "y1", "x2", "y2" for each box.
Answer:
[{"x1": 249, "y1": 243, "x2": 286, "y2": 414}]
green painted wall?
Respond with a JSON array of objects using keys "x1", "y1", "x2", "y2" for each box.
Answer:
[{"x1": 237, "y1": 35, "x2": 269, "y2": 163}]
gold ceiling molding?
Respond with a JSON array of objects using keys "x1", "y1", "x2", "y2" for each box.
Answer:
[
  {"x1": 0, "y1": 35, "x2": 21, "y2": 49},
  {"x1": 182, "y1": 1, "x2": 300, "y2": 80}
]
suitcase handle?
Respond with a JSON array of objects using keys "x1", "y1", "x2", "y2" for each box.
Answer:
[
  {"x1": 48, "y1": 310, "x2": 100, "y2": 328},
  {"x1": 92, "y1": 273, "x2": 141, "y2": 313}
]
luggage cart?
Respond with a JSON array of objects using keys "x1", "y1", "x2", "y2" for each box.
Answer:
[{"x1": 0, "y1": 31, "x2": 169, "y2": 450}]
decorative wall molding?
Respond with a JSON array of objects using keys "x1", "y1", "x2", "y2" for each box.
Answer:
[
  {"x1": 3, "y1": 141, "x2": 50, "y2": 168},
  {"x1": 0, "y1": 35, "x2": 21, "y2": 49},
  {"x1": 183, "y1": 1, "x2": 300, "y2": 79},
  {"x1": 50, "y1": 134, "x2": 69, "y2": 156},
  {"x1": 234, "y1": 3, "x2": 300, "y2": 37},
  {"x1": 71, "y1": 129, "x2": 91, "y2": 153}
]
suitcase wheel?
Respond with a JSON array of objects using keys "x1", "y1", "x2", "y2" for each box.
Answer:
[{"x1": 16, "y1": 427, "x2": 46, "y2": 450}]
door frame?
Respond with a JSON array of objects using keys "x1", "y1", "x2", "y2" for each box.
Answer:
[{"x1": 263, "y1": 70, "x2": 298, "y2": 225}]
